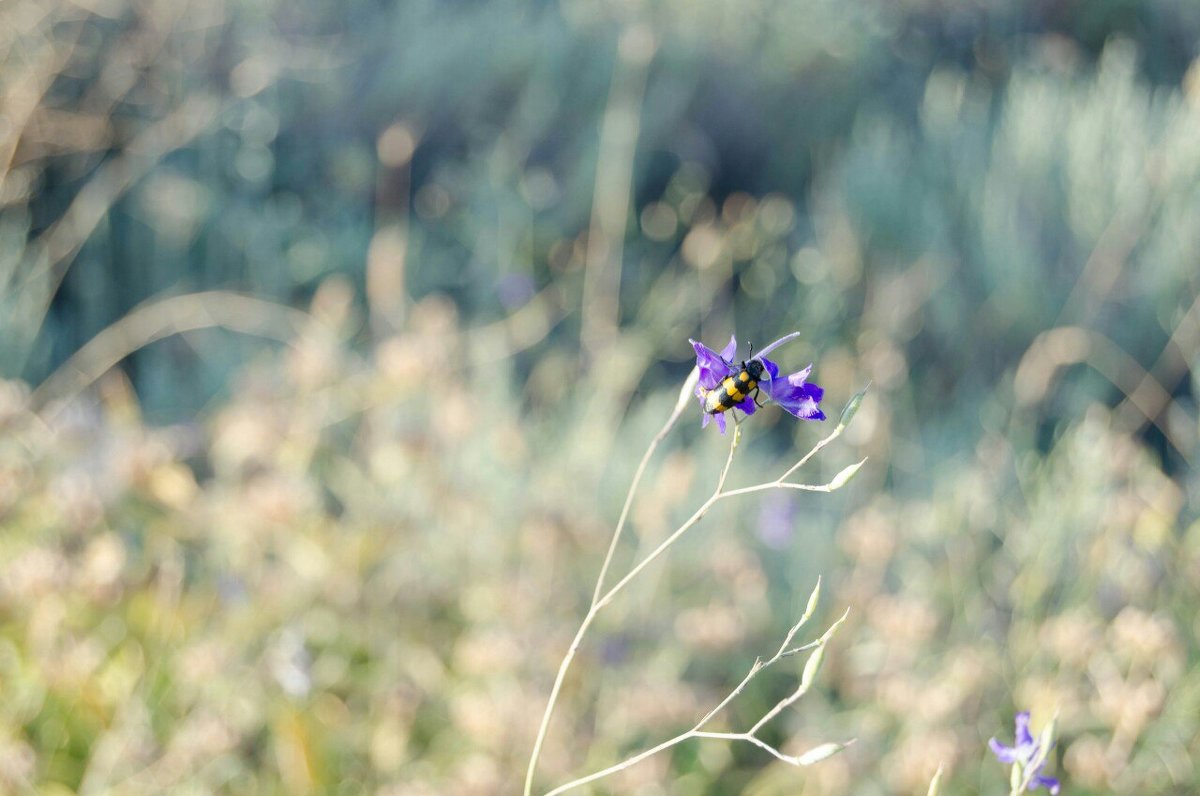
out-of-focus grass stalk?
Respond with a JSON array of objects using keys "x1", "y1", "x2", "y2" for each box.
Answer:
[
  {"x1": 524, "y1": 376, "x2": 868, "y2": 795},
  {"x1": 15, "y1": 94, "x2": 225, "y2": 368},
  {"x1": 927, "y1": 763, "x2": 945, "y2": 796},
  {"x1": 580, "y1": 25, "x2": 656, "y2": 360},
  {"x1": 591, "y1": 366, "x2": 702, "y2": 604},
  {"x1": 30, "y1": 291, "x2": 311, "y2": 416},
  {"x1": 367, "y1": 123, "x2": 420, "y2": 337},
  {"x1": 1013, "y1": 326, "x2": 1191, "y2": 461}
]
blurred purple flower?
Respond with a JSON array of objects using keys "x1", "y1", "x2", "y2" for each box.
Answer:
[
  {"x1": 989, "y1": 712, "x2": 1060, "y2": 794},
  {"x1": 689, "y1": 333, "x2": 825, "y2": 434},
  {"x1": 496, "y1": 273, "x2": 536, "y2": 309},
  {"x1": 599, "y1": 634, "x2": 631, "y2": 667},
  {"x1": 757, "y1": 491, "x2": 796, "y2": 549}
]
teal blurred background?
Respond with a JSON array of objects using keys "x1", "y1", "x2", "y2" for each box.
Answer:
[{"x1": 2, "y1": 0, "x2": 1199, "y2": 793}]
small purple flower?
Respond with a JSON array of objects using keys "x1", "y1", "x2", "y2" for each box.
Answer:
[
  {"x1": 688, "y1": 333, "x2": 825, "y2": 434},
  {"x1": 496, "y1": 273, "x2": 536, "y2": 309},
  {"x1": 990, "y1": 712, "x2": 1060, "y2": 794},
  {"x1": 757, "y1": 492, "x2": 796, "y2": 549}
]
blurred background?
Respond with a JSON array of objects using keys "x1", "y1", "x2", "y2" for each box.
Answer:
[{"x1": 2, "y1": 0, "x2": 1199, "y2": 793}]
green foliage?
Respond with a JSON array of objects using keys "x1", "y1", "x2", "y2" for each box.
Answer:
[{"x1": 1, "y1": 0, "x2": 1199, "y2": 793}]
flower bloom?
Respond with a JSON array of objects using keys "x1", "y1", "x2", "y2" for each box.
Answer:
[
  {"x1": 989, "y1": 712, "x2": 1060, "y2": 794},
  {"x1": 689, "y1": 333, "x2": 825, "y2": 433}
]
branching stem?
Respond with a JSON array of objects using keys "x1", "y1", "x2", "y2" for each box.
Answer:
[
  {"x1": 542, "y1": 609, "x2": 852, "y2": 796},
  {"x1": 525, "y1": 372, "x2": 862, "y2": 796}
]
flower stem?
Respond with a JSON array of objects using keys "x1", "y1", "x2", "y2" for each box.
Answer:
[
  {"x1": 542, "y1": 601, "x2": 850, "y2": 795},
  {"x1": 524, "y1": 367, "x2": 697, "y2": 796},
  {"x1": 591, "y1": 367, "x2": 698, "y2": 605},
  {"x1": 526, "y1": 375, "x2": 857, "y2": 795}
]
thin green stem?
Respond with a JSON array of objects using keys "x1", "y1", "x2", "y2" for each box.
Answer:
[
  {"x1": 524, "y1": 368, "x2": 697, "y2": 796},
  {"x1": 543, "y1": 607, "x2": 849, "y2": 794},
  {"x1": 541, "y1": 729, "x2": 693, "y2": 796},
  {"x1": 776, "y1": 419, "x2": 845, "y2": 483},
  {"x1": 529, "y1": 383, "x2": 858, "y2": 795},
  {"x1": 593, "y1": 425, "x2": 740, "y2": 612},
  {"x1": 524, "y1": 611, "x2": 599, "y2": 796},
  {"x1": 591, "y1": 367, "x2": 698, "y2": 606}
]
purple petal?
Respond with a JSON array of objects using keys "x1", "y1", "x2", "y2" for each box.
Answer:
[
  {"x1": 793, "y1": 383, "x2": 826, "y2": 419},
  {"x1": 714, "y1": 413, "x2": 728, "y2": 434},
  {"x1": 719, "y1": 334, "x2": 737, "y2": 361},
  {"x1": 1032, "y1": 774, "x2": 1060, "y2": 794},
  {"x1": 737, "y1": 397, "x2": 757, "y2": 415},
  {"x1": 690, "y1": 338, "x2": 735, "y2": 390},
  {"x1": 760, "y1": 357, "x2": 780, "y2": 381},
  {"x1": 989, "y1": 738, "x2": 1018, "y2": 765},
  {"x1": 764, "y1": 373, "x2": 826, "y2": 421},
  {"x1": 787, "y1": 363, "x2": 813, "y2": 386},
  {"x1": 701, "y1": 412, "x2": 711, "y2": 429},
  {"x1": 1014, "y1": 712, "x2": 1034, "y2": 747},
  {"x1": 757, "y1": 492, "x2": 796, "y2": 549},
  {"x1": 759, "y1": 374, "x2": 787, "y2": 400},
  {"x1": 754, "y1": 332, "x2": 802, "y2": 359},
  {"x1": 797, "y1": 380, "x2": 824, "y2": 404}
]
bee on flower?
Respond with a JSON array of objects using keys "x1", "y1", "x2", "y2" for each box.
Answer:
[{"x1": 689, "y1": 332, "x2": 825, "y2": 434}]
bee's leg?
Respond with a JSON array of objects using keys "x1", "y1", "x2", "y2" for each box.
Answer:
[{"x1": 752, "y1": 386, "x2": 766, "y2": 408}]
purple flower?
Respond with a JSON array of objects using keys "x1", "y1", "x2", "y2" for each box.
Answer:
[
  {"x1": 757, "y1": 491, "x2": 796, "y2": 549},
  {"x1": 688, "y1": 333, "x2": 825, "y2": 434},
  {"x1": 496, "y1": 273, "x2": 536, "y2": 309},
  {"x1": 989, "y1": 712, "x2": 1060, "y2": 794}
]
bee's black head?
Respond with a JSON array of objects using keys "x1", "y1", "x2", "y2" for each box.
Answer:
[{"x1": 744, "y1": 359, "x2": 765, "y2": 380}]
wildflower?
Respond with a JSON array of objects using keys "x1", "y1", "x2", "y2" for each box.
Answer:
[
  {"x1": 989, "y1": 712, "x2": 1060, "y2": 794},
  {"x1": 689, "y1": 333, "x2": 825, "y2": 433},
  {"x1": 757, "y1": 491, "x2": 796, "y2": 549}
]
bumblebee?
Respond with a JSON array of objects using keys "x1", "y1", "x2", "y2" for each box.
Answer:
[{"x1": 699, "y1": 350, "x2": 767, "y2": 417}]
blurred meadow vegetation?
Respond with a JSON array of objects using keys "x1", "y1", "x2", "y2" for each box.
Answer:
[{"x1": 2, "y1": 0, "x2": 1200, "y2": 793}]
